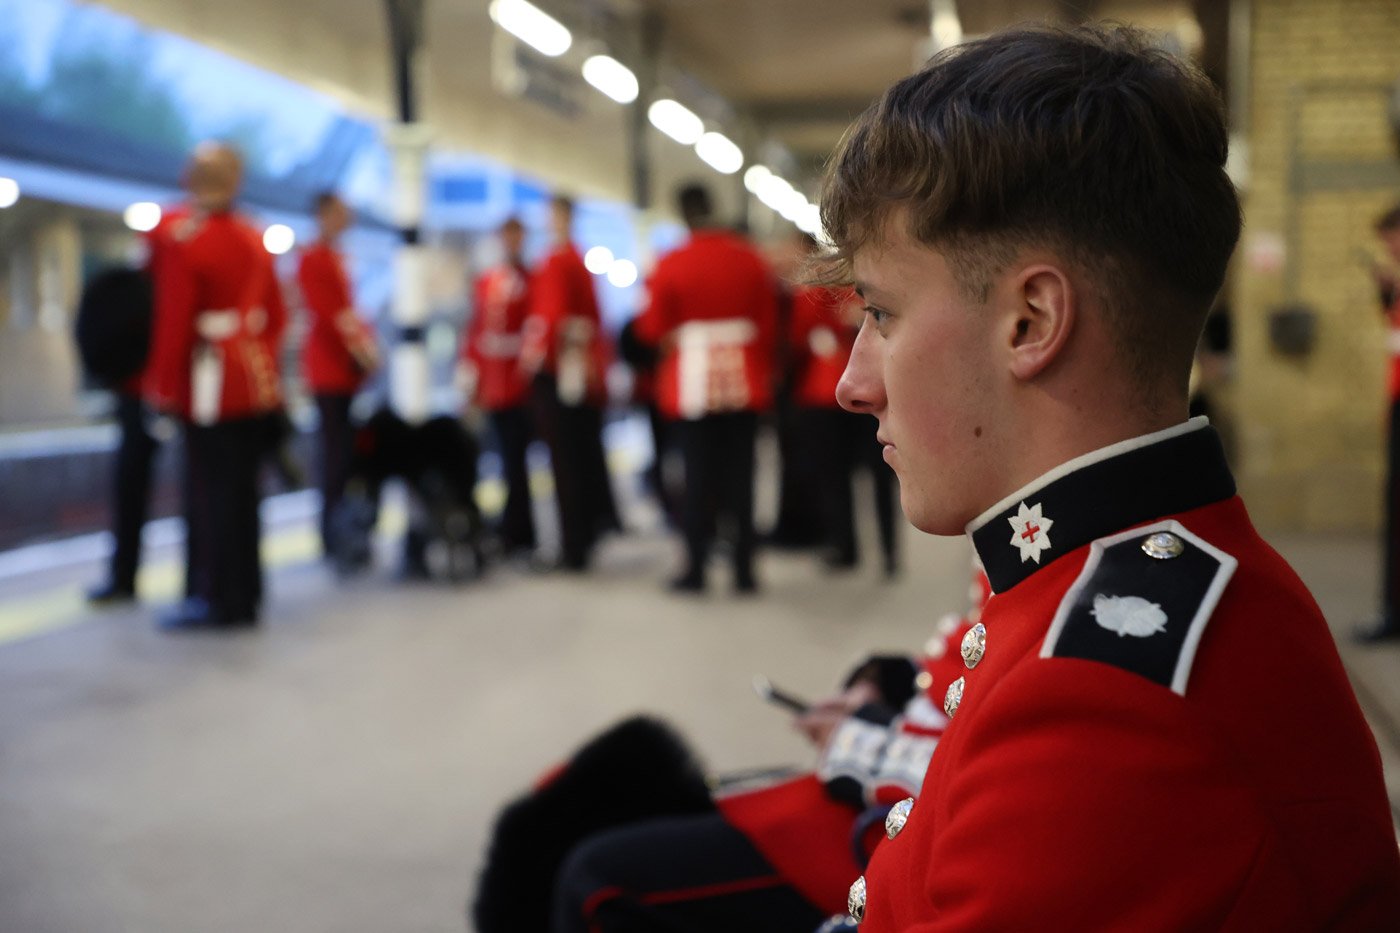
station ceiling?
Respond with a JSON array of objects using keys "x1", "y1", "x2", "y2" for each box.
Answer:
[
  {"x1": 290, "y1": 0, "x2": 1215, "y2": 174},
  {"x1": 626, "y1": 0, "x2": 1214, "y2": 167}
]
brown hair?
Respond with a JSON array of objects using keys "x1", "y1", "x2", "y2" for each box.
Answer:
[{"x1": 819, "y1": 23, "x2": 1240, "y2": 390}]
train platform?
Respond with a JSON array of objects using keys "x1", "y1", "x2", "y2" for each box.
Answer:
[{"x1": 0, "y1": 481, "x2": 1397, "y2": 932}]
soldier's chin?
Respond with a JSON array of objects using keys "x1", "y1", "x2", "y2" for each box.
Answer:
[{"x1": 900, "y1": 491, "x2": 966, "y2": 538}]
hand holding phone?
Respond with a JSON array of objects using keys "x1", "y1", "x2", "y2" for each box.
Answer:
[{"x1": 752, "y1": 675, "x2": 810, "y2": 714}]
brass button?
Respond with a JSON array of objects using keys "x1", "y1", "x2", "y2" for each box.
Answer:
[
  {"x1": 1141, "y1": 531, "x2": 1184, "y2": 559},
  {"x1": 960, "y1": 622, "x2": 986, "y2": 670},
  {"x1": 848, "y1": 876, "x2": 866, "y2": 922},
  {"x1": 885, "y1": 797, "x2": 915, "y2": 839},
  {"x1": 944, "y1": 676, "x2": 965, "y2": 718}
]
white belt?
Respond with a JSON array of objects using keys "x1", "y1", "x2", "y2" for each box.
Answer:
[
  {"x1": 675, "y1": 318, "x2": 757, "y2": 349},
  {"x1": 196, "y1": 307, "x2": 266, "y2": 341},
  {"x1": 195, "y1": 309, "x2": 240, "y2": 341},
  {"x1": 478, "y1": 332, "x2": 524, "y2": 359}
]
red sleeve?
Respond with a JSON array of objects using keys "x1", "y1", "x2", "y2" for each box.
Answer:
[
  {"x1": 262, "y1": 252, "x2": 288, "y2": 348},
  {"x1": 463, "y1": 274, "x2": 488, "y2": 368},
  {"x1": 632, "y1": 260, "x2": 674, "y2": 346},
  {"x1": 145, "y1": 232, "x2": 197, "y2": 411},
  {"x1": 523, "y1": 255, "x2": 563, "y2": 364},
  {"x1": 296, "y1": 249, "x2": 347, "y2": 330},
  {"x1": 750, "y1": 254, "x2": 779, "y2": 374}
]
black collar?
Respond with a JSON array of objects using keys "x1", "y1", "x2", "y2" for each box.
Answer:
[{"x1": 967, "y1": 419, "x2": 1236, "y2": 594}]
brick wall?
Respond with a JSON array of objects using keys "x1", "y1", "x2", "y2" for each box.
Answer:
[{"x1": 1232, "y1": 0, "x2": 1400, "y2": 532}]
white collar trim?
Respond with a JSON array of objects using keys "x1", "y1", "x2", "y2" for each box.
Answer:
[{"x1": 964, "y1": 417, "x2": 1211, "y2": 535}]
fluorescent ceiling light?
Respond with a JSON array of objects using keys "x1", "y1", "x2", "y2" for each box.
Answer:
[
  {"x1": 743, "y1": 164, "x2": 771, "y2": 194},
  {"x1": 648, "y1": 99, "x2": 704, "y2": 145},
  {"x1": 695, "y1": 132, "x2": 743, "y2": 175},
  {"x1": 489, "y1": 0, "x2": 572, "y2": 58},
  {"x1": 607, "y1": 259, "x2": 638, "y2": 288},
  {"x1": 0, "y1": 177, "x2": 18, "y2": 209},
  {"x1": 582, "y1": 54, "x2": 638, "y2": 104},
  {"x1": 931, "y1": 0, "x2": 962, "y2": 49},
  {"x1": 755, "y1": 174, "x2": 794, "y2": 212},
  {"x1": 796, "y1": 202, "x2": 823, "y2": 236},
  {"x1": 123, "y1": 202, "x2": 161, "y2": 232},
  {"x1": 584, "y1": 245, "x2": 614, "y2": 274},
  {"x1": 263, "y1": 224, "x2": 295, "y2": 255}
]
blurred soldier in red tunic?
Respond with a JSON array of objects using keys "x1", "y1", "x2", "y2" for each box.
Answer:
[
  {"x1": 788, "y1": 271, "x2": 899, "y2": 577},
  {"x1": 633, "y1": 184, "x2": 777, "y2": 593},
  {"x1": 146, "y1": 142, "x2": 287, "y2": 628},
  {"x1": 521, "y1": 195, "x2": 618, "y2": 570},
  {"x1": 296, "y1": 191, "x2": 379, "y2": 559},
  {"x1": 1360, "y1": 204, "x2": 1400, "y2": 641},
  {"x1": 461, "y1": 216, "x2": 537, "y2": 556}
]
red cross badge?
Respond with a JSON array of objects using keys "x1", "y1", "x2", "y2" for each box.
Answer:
[{"x1": 1007, "y1": 501, "x2": 1054, "y2": 563}]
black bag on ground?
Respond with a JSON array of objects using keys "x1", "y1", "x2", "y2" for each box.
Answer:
[
  {"x1": 74, "y1": 266, "x2": 153, "y2": 386},
  {"x1": 471, "y1": 716, "x2": 715, "y2": 933}
]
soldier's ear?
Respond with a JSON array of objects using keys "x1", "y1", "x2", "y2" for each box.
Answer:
[{"x1": 1005, "y1": 264, "x2": 1074, "y2": 382}]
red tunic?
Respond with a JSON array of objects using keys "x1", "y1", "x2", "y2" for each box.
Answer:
[
  {"x1": 521, "y1": 243, "x2": 610, "y2": 407},
  {"x1": 145, "y1": 206, "x2": 286, "y2": 422},
  {"x1": 296, "y1": 241, "x2": 375, "y2": 396},
  {"x1": 855, "y1": 419, "x2": 1400, "y2": 931},
  {"x1": 633, "y1": 230, "x2": 777, "y2": 420},
  {"x1": 717, "y1": 563, "x2": 991, "y2": 917},
  {"x1": 789, "y1": 285, "x2": 859, "y2": 409},
  {"x1": 463, "y1": 262, "x2": 533, "y2": 411}
]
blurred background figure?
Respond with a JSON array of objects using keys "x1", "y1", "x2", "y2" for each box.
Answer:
[
  {"x1": 146, "y1": 141, "x2": 286, "y2": 630},
  {"x1": 522, "y1": 195, "x2": 618, "y2": 571},
  {"x1": 787, "y1": 248, "x2": 900, "y2": 577},
  {"x1": 634, "y1": 184, "x2": 776, "y2": 594},
  {"x1": 460, "y1": 216, "x2": 538, "y2": 559},
  {"x1": 77, "y1": 259, "x2": 159, "y2": 605},
  {"x1": 1361, "y1": 204, "x2": 1400, "y2": 642},
  {"x1": 296, "y1": 190, "x2": 380, "y2": 561}
]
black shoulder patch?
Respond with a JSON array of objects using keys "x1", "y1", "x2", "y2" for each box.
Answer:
[{"x1": 1041, "y1": 521, "x2": 1237, "y2": 696}]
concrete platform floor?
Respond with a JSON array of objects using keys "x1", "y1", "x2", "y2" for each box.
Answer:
[{"x1": 0, "y1": 492, "x2": 1397, "y2": 932}]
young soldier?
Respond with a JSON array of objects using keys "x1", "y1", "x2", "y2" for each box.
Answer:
[
  {"x1": 146, "y1": 142, "x2": 287, "y2": 628},
  {"x1": 297, "y1": 191, "x2": 379, "y2": 559},
  {"x1": 825, "y1": 24, "x2": 1400, "y2": 928},
  {"x1": 461, "y1": 216, "x2": 537, "y2": 556},
  {"x1": 634, "y1": 184, "x2": 777, "y2": 593},
  {"x1": 521, "y1": 196, "x2": 617, "y2": 571}
]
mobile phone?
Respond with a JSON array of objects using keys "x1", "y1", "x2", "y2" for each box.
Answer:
[{"x1": 752, "y1": 674, "x2": 810, "y2": 714}]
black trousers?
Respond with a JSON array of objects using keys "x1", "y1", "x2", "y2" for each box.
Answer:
[
  {"x1": 106, "y1": 392, "x2": 159, "y2": 593},
  {"x1": 314, "y1": 393, "x2": 354, "y2": 557},
  {"x1": 489, "y1": 405, "x2": 537, "y2": 553},
  {"x1": 534, "y1": 376, "x2": 614, "y2": 568},
  {"x1": 672, "y1": 412, "x2": 758, "y2": 583},
  {"x1": 799, "y1": 408, "x2": 899, "y2": 571},
  {"x1": 1384, "y1": 399, "x2": 1400, "y2": 622},
  {"x1": 552, "y1": 813, "x2": 824, "y2": 933},
  {"x1": 184, "y1": 417, "x2": 264, "y2": 621}
]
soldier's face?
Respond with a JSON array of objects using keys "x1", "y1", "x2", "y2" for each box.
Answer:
[{"x1": 837, "y1": 221, "x2": 1006, "y2": 536}]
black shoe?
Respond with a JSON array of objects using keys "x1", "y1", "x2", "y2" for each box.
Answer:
[
  {"x1": 1355, "y1": 617, "x2": 1400, "y2": 643},
  {"x1": 734, "y1": 574, "x2": 760, "y2": 596},
  {"x1": 158, "y1": 598, "x2": 257, "y2": 632},
  {"x1": 668, "y1": 572, "x2": 706, "y2": 594},
  {"x1": 822, "y1": 550, "x2": 859, "y2": 571},
  {"x1": 87, "y1": 582, "x2": 136, "y2": 606}
]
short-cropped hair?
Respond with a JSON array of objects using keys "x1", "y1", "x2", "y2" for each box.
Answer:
[{"x1": 820, "y1": 24, "x2": 1241, "y2": 391}]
